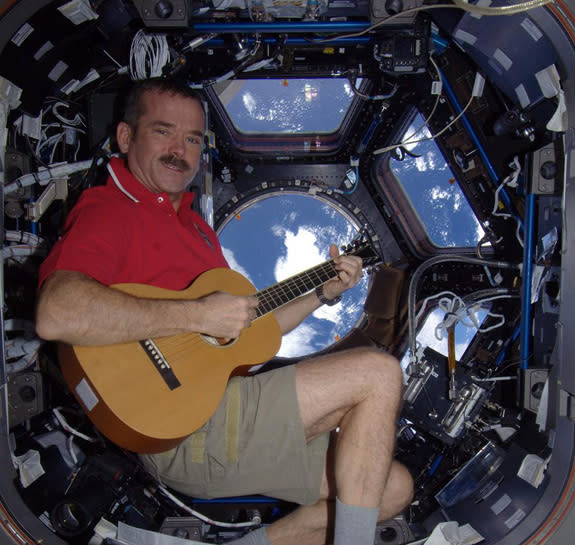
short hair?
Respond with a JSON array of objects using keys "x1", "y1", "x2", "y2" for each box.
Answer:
[{"x1": 122, "y1": 78, "x2": 203, "y2": 131}]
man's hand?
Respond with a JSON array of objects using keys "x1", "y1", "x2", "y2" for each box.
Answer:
[
  {"x1": 195, "y1": 292, "x2": 259, "y2": 340},
  {"x1": 321, "y1": 243, "x2": 363, "y2": 300}
]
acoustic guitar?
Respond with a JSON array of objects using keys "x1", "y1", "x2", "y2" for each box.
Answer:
[{"x1": 59, "y1": 241, "x2": 379, "y2": 453}]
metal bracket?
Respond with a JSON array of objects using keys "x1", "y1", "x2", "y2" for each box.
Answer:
[
  {"x1": 530, "y1": 143, "x2": 557, "y2": 195},
  {"x1": 522, "y1": 368, "x2": 549, "y2": 413},
  {"x1": 25, "y1": 178, "x2": 68, "y2": 222}
]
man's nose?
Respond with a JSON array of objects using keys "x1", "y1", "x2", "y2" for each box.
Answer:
[{"x1": 168, "y1": 135, "x2": 185, "y2": 157}]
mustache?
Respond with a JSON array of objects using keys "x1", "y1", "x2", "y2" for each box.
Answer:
[{"x1": 159, "y1": 155, "x2": 191, "y2": 171}]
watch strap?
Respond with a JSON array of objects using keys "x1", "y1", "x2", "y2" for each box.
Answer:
[{"x1": 315, "y1": 285, "x2": 342, "y2": 306}]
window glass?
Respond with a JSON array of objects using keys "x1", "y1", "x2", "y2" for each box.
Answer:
[
  {"x1": 213, "y1": 78, "x2": 356, "y2": 134},
  {"x1": 218, "y1": 193, "x2": 369, "y2": 357},
  {"x1": 390, "y1": 113, "x2": 485, "y2": 247},
  {"x1": 400, "y1": 307, "x2": 489, "y2": 374}
]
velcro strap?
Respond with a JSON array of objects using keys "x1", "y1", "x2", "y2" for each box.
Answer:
[{"x1": 189, "y1": 431, "x2": 206, "y2": 464}]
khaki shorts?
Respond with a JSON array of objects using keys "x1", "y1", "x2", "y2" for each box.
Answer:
[{"x1": 139, "y1": 364, "x2": 330, "y2": 505}]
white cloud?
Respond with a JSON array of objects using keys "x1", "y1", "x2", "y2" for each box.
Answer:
[
  {"x1": 221, "y1": 247, "x2": 253, "y2": 283},
  {"x1": 278, "y1": 322, "x2": 319, "y2": 357},
  {"x1": 313, "y1": 300, "x2": 342, "y2": 325},
  {"x1": 269, "y1": 217, "x2": 367, "y2": 357},
  {"x1": 274, "y1": 227, "x2": 324, "y2": 281},
  {"x1": 453, "y1": 191, "x2": 462, "y2": 211},
  {"x1": 415, "y1": 155, "x2": 428, "y2": 172},
  {"x1": 242, "y1": 91, "x2": 256, "y2": 115},
  {"x1": 271, "y1": 224, "x2": 286, "y2": 238},
  {"x1": 430, "y1": 185, "x2": 451, "y2": 201}
]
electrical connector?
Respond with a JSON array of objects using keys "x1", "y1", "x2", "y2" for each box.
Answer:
[{"x1": 431, "y1": 80, "x2": 443, "y2": 96}]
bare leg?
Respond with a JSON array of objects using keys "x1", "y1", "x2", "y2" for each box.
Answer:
[
  {"x1": 266, "y1": 461, "x2": 414, "y2": 545},
  {"x1": 296, "y1": 347, "x2": 404, "y2": 507},
  {"x1": 265, "y1": 347, "x2": 411, "y2": 544}
]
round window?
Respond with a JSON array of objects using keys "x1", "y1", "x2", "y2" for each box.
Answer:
[{"x1": 217, "y1": 192, "x2": 369, "y2": 358}]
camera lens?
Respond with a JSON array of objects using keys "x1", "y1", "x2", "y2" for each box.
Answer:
[{"x1": 51, "y1": 499, "x2": 92, "y2": 537}]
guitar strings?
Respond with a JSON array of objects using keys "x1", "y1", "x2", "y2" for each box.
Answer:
[
  {"x1": 150, "y1": 246, "x2": 371, "y2": 354},
  {"x1": 149, "y1": 260, "x2": 340, "y2": 356},
  {"x1": 256, "y1": 260, "x2": 338, "y2": 317}
]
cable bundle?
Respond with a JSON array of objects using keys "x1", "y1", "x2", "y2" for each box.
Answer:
[{"x1": 129, "y1": 29, "x2": 170, "y2": 80}]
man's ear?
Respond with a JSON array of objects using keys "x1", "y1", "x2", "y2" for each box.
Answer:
[{"x1": 116, "y1": 121, "x2": 133, "y2": 154}]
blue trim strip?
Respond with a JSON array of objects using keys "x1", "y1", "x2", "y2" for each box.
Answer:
[
  {"x1": 203, "y1": 36, "x2": 372, "y2": 47},
  {"x1": 429, "y1": 454, "x2": 444, "y2": 476},
  {"x1": 191, "y1": 496, "x2": 278, "y2": 504},
  {"x1": 439, "y1": 70, "x2": 523, "y2": 229},
  {"x1": 193, "y1": 22, "x2": 370, "y2": 33},
  {"x1": 495, "y1": 324, "x2": 521, "y2": 366},
  {"x1": 520, "y1": 193, "x2": 536, "y2": 369}
]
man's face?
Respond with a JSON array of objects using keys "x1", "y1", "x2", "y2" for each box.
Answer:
[{"x1": 116, "y1": 89, "x2": 205, "y2": 210}]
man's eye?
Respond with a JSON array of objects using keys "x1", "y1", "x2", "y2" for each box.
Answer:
[{"x1": 187, "y1": 137, "x2": 200, "y2": 144}]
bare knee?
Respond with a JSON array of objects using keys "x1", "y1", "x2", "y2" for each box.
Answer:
[
  {"x1": 379, "y1": 461, "x2": 414, "y2": 520},
  {"x1": 352, "y1": 348, "x2": 404, "y2": 400}
]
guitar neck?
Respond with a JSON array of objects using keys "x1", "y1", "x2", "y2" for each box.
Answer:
[{"x1": 255, "y1": 259, "x2": 338, "y2": 318}]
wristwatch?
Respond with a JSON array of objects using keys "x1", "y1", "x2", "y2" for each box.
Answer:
[{"x1": 315, "y1": 285, "x2": 342, "y2": 306}]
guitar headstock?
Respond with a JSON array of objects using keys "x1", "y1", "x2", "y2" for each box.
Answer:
[{"x1": 341, "y1": 232, "x2": 381, "y2": 273}]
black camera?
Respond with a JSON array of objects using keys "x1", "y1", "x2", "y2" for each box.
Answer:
[{"x1": 50, "y1": 452, "x2": 129, "y2": 540}]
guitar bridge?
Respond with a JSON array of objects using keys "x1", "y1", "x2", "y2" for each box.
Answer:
[{"x1": 139, "y1": 339, "x2": 181, "y2": 390}]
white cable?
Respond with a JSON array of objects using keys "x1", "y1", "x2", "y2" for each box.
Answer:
[
  {"x1": 42, "y1": 122, "x2": 86, "y2": 133},
  {"x1": 36, "y1": 132, "x2": 64, "y2": 158},
  {"x1": 451, "y1": 0, "x2": 553, "y2": 17},
  {"x1": 492, "y1": 156, "x2": 524, "y2": 248},
  {"x1": 129, "y1": 29, "x2": 170, "y2": 80},
  {"x1": 318, "y1": 1, "x2": 553, "y2": 43},
  {"x1": 400, "y1": 56, "x2": 443, "y2": 144},
  {"x1": 67, "y1": 436, "x2": 79, "y2": 467},
  {"x1": 51, "y1": 133, "x2": 66, "y2": 163},
  {"x1": 373, "y1": 94, "x2": 474, "y2": 156},
  {"x1": 433, "y1": 293, "x2": 518, "y2": 342},
  {"x1": 243, "y1": 57, "x2": 275, "y2": 72},
  {"x1": 416, "y1": 290, "x2": 464, "y2": 325},
  {"x1": 2, "y1": 245, "x2": 48, "y2": 259},
  {"x1": 52, "y1": 408, "x2": 99, "y2": 443},
  {"x1": 4, "y1": 159, "x2": 95, "y2": 194},
  {"x1": 52, "y1": 101, "x2": 85, "y2": 127},
  {"x1": 5, "y1": 230, "x2": 44, "y2": 246},
  {"x1": 407, "y1": 256, "x2": 519, "y2": 362},
  {"x1": 158, "y1": 486, "x2": 261, "y2": 529},
  {"x1": 471, "y1": 375, "x2": 517, "y2": 382}
]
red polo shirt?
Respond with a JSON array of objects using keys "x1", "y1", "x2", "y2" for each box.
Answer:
[{"x1": 38, "y1": 157, "x2": 229, "y2": 289}]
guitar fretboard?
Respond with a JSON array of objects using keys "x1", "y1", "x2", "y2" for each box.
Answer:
[{"x1": 255, "y1": 260, "x2": 339, "y2": 318}]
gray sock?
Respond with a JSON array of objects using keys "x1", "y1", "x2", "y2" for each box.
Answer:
[
  {"x1": 333, "y1": 497, "x2": 380, "y2": 545},
  {"x1": 230, "y1": 526, "x2": 271, "y2": 545}
]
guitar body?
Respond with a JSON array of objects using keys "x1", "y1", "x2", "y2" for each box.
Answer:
[{"x1": 59, "y1": 268, "x2": 282, "y2": 453}]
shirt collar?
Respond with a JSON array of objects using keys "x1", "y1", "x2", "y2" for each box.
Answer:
[{"x1": 106, "y1": 156, "x2": 195, "y2": 210}]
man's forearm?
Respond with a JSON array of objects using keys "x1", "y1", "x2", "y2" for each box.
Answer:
[
  {"x1": 35, "y1": 270, "x2": 204, "y2": 346},
  {"x1": 273, "y1": 289, "x2": 323, "y2": 335}
]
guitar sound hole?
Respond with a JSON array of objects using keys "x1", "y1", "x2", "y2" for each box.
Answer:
[{"x1": 200, "y1": 334, "x2": 238, "y2": 347}]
